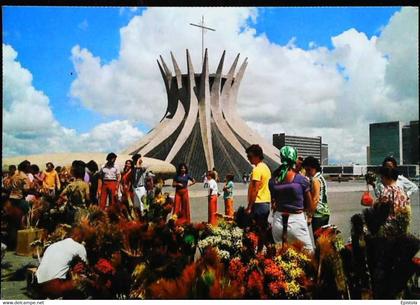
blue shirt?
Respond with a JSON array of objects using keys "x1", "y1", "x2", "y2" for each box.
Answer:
[
  {"x1": 223, "y1": 181, "x2": 234, "y2": 200},
  {"x1": 174, "y1": 174, "x2": 194, "y2": 191},
  {"x1": 269, "y1": 173, "x2": 310, "y2": 213}
]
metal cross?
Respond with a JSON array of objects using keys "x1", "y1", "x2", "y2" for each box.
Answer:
[{"x1": 190, "y1": 16, "x2": 216, "y2": 65}]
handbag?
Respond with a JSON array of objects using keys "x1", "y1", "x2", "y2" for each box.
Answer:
[{"x1": 361, "y1": 184, "x2": 374, "y2": 206}]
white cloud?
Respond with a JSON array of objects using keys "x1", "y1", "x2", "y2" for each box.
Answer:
[
  {"x1": 377, "y1": 7, "x2": 418, "y2": 100},
  {"x1": 4, "y1": 7, "x2": 418, "y2": 163},
  {"x1": 78, "y1": 19, "x2": 89, "y2": 31},
  {"x1": 2, "y1": 44, "x2": 143, "y2": 156},
  {"x1": 71, "y1": 7, "x2": 418, "y2": 163}
]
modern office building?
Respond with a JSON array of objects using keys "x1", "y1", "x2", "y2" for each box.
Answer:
[
  {"x1": 402, "y1": 120, "x2": 419, "y2": 165},
  {"x1": 369, "y1": 120, "x2": 418, "y2": 166},
  {"x1": 321, "y1": 144, "x2": 328, "y2": 165},
  {"x1": 369, "y1": 121, "x2": 403, "y2": 165},
  {"x1": 273, "y1": 133, "x2": 322, "y2": 161}
]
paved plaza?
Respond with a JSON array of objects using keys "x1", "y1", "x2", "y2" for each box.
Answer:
[
  {"x1": 2, "y1": 180, "x2": 419, "y2": 299},
  {"x1": 167, "y1": 180, "x2": 420, "y2": 241}
]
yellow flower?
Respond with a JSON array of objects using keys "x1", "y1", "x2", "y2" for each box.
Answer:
[
  {"x1": 289, "y1": 267, "x2": 303, "y2": 279},
  {"x1": 285, "y1": 280, "x2": 301, "y2": 297},
  {"x1": 132, "y1": 263, "x2": 147, "y2": 281}
]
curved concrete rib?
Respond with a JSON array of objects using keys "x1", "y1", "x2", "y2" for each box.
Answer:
[
  {"x1": 159, "y1": 55, "x2": 172, "y2": 78},
  {"x1": 222, "y1": 58, "x2": 280, "y2": 161},
  {"x1": 220, "y1": 53, "x2": 240, "y2": 111},
  {"x1": 157, "y1": 59, "x2": 176, "y2": 121},
  {"x1": 165, "y1": 49, "x2": 199, "y2": 163},
  {"x1": 138, "y1": 100, "x2": 186, "y2": 156},
  {"x1": 121, "y1": 59, "x2": 173, "y2": 155},
  {"x1": 210, "y1": 51, "x2": 249, "y2": 162},
  {"x1": 170, "y1": 52, "x2": 183, "y2": 89},
  {"x1": 198, "y1": 49, "x2": 214, "y2": 170}
]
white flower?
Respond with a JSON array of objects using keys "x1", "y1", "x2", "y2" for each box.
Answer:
[{"x1": 217, "y1": 249, "x2": 230, "y2": 260}]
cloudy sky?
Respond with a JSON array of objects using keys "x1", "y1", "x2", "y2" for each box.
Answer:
[{"x1": 3, "y1": 7, "x2": 419, "y2": 164}]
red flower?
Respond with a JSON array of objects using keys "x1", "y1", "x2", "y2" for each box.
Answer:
[
  {"x1": 247, "y1": 270, "x2": 265, "y2": 297},
  {"x1": 264, "y1": 260, "x2": 283, "y2": 280},
  {"x1": 245, "y1": 232, "x2": 259, "y2": 249},
  {"x1": 95, "y1": 258, "x2": 116, "y2": 275},
  {"x1": 268, "y1": 281, "x2": 286, "y2": 296},
  {"x1": 228, "y1": 258, "x2": 246, "y2": 282}
]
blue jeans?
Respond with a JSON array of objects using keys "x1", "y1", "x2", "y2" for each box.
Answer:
[
  {"x1": 251, "y1": 202, "x2": 270, "y2": 226},
  {"x1": 251, "y1": 203, "x2": 270, "y2": 250}
]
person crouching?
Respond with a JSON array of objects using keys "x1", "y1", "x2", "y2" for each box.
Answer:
[{"x1": 35, "y1": 225, "x2": 89, "y2": 299}]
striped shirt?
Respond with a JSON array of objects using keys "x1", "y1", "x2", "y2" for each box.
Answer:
[{"x1": 312, "y1": 172, "x2": 330, "y2": 217}]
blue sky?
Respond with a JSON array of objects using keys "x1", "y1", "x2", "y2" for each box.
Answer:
[
  {"x1": 4, "y1": 6, "x2": 418, "y2": 163},
  {"x1": 254, "y1": 7, "x2": 400, "y2": 49},
  {"x1": 3, "y1": 7, "x2": 146, "y2": 132},
  {"x1": 3, "y1": 6, "x2": 400, "y2": 134}
]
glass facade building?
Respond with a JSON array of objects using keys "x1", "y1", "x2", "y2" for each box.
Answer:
[{"x1": 369, "y1": 121, "x2": 403, "y2": 165}]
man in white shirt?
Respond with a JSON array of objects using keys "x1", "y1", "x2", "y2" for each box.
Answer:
[
  {"x1": 36, "y1": 225, "x2": 88, "y2": 299},
  {"x1": 369, "y1": 157, "x2": 418, "y2": 198}
]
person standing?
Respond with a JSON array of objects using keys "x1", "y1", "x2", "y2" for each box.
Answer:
[
  {"x1": 172, "y1": 163, "x2": 196, "y2": 224},
  {"x1": 302, "y1": 156, "x2": 330, "y2": 235},
  {"x1": 202, "y1": 172, "x2": 209, "y2": 188},
  {"x1": 7, "y1": 161, "x2": 32, "y2": 248},
  {"x1": 377, "y1": 166, "x2": 411, "y2": 225},
  {"x1": 368, "y1": 156, "x2": 418, "y2": 199},
  {"x1": 58, "y1": 167, "x2": 72, "y2": 190},
  {"x1": 131, "y1": 154, "x2": 150, "y2": 214},
  {"x1": 294, "y1": 156, "x2": 306, "y2": 176},
  {"x1": 245, "y1": 144, "x2": 271, "y2": 250},
  {"x1": 43, "y1": 162, "x2": 61, "y2": 197},
  {"x1": 212, "y1": 167, "x2": 219, "y2": 182},
  {"x1": 86, "y1": 160, "x2": 99, "y2": 206},
  {"x1": 59, "y1": 162, "x2": 90, "y2": 224},
  {"x1": 120, "y1": 160, "x2": 134, "y2": 210},
  {"x1": 270, "y1": 146, "x2": 315, "y2": 252},
  {"x1": 223, "y1": 174, "x2": 235, "y2": 218},
  {"x1": 31, "y1": 165, "x2": 44, "y2": 192},
  {"x1": 2, "y1": 165, "x2": 17, "y2": 195},
  {"x1": 98, "y1": 153, "x2": 120, "y2": 210},
  {"x1": 207, "y1": 171, "x2": 219, "y2": 225}
]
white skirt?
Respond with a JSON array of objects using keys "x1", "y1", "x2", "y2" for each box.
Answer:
[{"x1": 272, "y1": 211, "x2": 314, "y2": 253}]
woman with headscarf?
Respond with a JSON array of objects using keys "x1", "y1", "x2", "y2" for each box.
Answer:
[{"x1": 269, "y1": 146, "x2": 315, "y2": 252}]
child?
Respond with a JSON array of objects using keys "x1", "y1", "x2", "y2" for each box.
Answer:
[
  {"x1": 207, "y1": 171, "x2": 218, "y2": 225},
  {"x1": 202, "y1": 172, "x2": 209, "y2": 188},
  {"x1": 223, "y1": 174, "x2": 235, "y2": 218}
]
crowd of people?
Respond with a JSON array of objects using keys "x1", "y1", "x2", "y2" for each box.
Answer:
[{"x1": 1, "y1": 144, "x2": 418, "y2": 299}]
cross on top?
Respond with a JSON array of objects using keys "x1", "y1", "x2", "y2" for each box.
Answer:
[{"x1": 189, "y1": 16, "x2": 216, "y2": 65}]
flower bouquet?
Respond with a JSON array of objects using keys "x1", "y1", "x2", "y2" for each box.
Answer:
[
  {"x1": 227, "y1": 243, "x2": 314, "y2": 299},
  {"x1": 197, "y1": 220, "x2": 243, "y2": 263}
]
